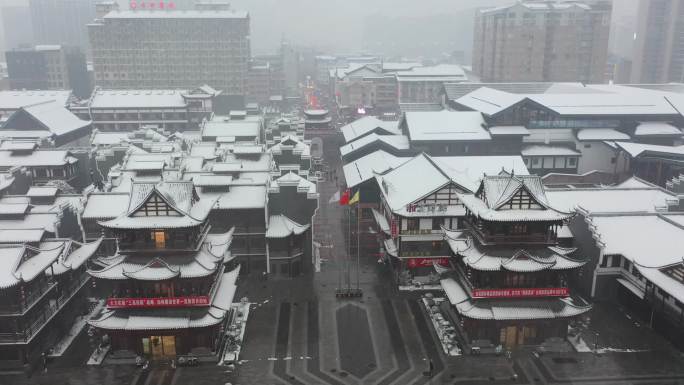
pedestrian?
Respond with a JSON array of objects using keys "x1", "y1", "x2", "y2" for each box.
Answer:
[
  {"x1": 427, "y1": 358, "x2": 434, "y2": 377},
  {"x1": 41, "y1": 352, "x2": 47, "y2": 373}
]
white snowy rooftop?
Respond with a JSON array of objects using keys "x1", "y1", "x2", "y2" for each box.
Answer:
[
  {"x1": 402, "y1": 111, "x2": 491, "y2": 142},
  {"x1": 395, "y1": 64, "x2": 466, "y2": 81},
  {"x1": 576, "y1": 128, "x2": 630, "y2": 141},
  {"x1": 521, "y1": 145, "x2": 580, "y2": 157},
  {"x1": 588, "y1": 214, "x2": 684, "y2": 268},
  {"x1": 0, "y1": 90, "x2": 71, "y2": 110},
  {"x1": 614, "y1": 142, "x2": 684, "y2": 158},
  {"x1": 340, "y1": 116, "x2": 400, "y2": 143},
  {"x1": 266, "y1": 215, "x2": 310, "y2": 238},
  {"x1": 634, "y1": 122, "x2": 683, "y2": 137},
  {"x1": 546, "y1": 182, "x2": 675, "y2": 214},
  {"x1": 0, "y1": 150, "x2": 77, "y2": 167},
  {"x1": 454, "y1": 87, "x2": 526, "y2": 116},
  {"x1": 342, "y1": 150, "x2": 409, "y2": 188},
  {"x1": 339, "y1": 133, "x2": 410, "y2": 157},
  {"x1": 90, "y1": 89, "x2": 187, "y2": 109}
]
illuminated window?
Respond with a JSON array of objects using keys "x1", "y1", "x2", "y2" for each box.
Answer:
[{"x1": 152, "y1": 231, "x2": 166, "y2": 248}]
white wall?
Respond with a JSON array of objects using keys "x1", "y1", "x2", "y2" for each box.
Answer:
[{"x1": 576, "y1": 140, "x2": 629, "y2": 174}]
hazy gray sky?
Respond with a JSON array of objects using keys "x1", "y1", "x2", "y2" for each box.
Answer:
[{"x1": 0, "y1": 0, "x2": 510, "y2": 56}]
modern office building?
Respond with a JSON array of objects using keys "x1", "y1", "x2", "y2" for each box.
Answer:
[
  {"x1": 5, "y1": 45, "x2": 90, "y2": 99},
  {"x1": 472, "y1": 1, "x2": 611, "y2": 83},
  {"x1": 29, "y1": 0, "x2": 98, "y2": 54},
  {"x1": 88, "y1": 9, "x2": 250, "y2": 94},
  {"x1": 630, "y1": 0, "x2": 684, "y2": 83}
]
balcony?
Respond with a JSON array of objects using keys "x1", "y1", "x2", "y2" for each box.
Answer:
[
  {"x1": 399, "y1": 250, "x2": 450, "y2": 258},
  {"x1": 0, "y1": 273, "x2": 89, "y2": 344},
  {"x1": 465, "y1": 219, "x2": 556, "y2": 246},
  {"x1": 0, "y1": 281, "x2": 57, "y2": 316}
]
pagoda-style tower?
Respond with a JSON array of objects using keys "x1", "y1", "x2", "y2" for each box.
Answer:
[
  {"x1": 87, "y1": 181, "x2": 238, "y2": 358},
  {"x1": 442, "y1": 174, "x2": 591, "y2": 349}
]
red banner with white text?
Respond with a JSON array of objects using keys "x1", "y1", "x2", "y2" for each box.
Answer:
[
  {"x1": 471, "y1": 287, "x2": 569, "y2": 299},
  {"x1": 106, "y1": 296, "x2": 210, "y2": 309}
]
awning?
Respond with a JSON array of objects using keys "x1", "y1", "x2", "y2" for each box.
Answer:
[
  {"x1": 617, "y1": 278, "x2": 645, "y2": 299},
  {"x1": 371, "y1": 209, "x2": 390, "y2": 235},
  {"x1": 440, "y1": 278, "x2": 469, "y2": 305},
  {"x1": 266, "y1": 215, "x2": 310, "y2": 238}
]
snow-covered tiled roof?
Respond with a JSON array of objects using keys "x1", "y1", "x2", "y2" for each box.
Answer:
[
  {"x1": 89, "y1": 230, "x2": 233, "y2": 281},
  {"x1": 340, "y1": 116, "x2": 400, "y2": 143},
  {"x1": 527, "y1": 93, "x2": 678, "y2": 116},
  {"x1": 376, "y1": 154, "x2": 450, "y2": 211},
  {"x1": 521, "y1": 145, "x2": 580, "y2": 157},
  {"x1": 454, "y1": 87, "x2": 526, "y2": 116},
  {"x1": 614, "y1": 142, "x2": 684, "y2": 158},
  {"x1": 432, "y1": 156, "x2": 529, "y2": 193},
  {"x1": 19, "y1": 101, "x2": 90, "y2": 136},
  {"x1": 371, "y1": 209, "x2": 390, "y2": 235},
  {"x1": 487, "y1": 126, "x2": 530, "y2": 136},
  {"x1": 202, "y1": 185, "x2": 267, "y2": 210},
  {"x1": 88, "y1": 265, "x2": 240, "y2": 331},
  {"x1": 634, "y1": 122, "x2": 683, "y2": 136},
  {"x1": 0, "y1": 241, "x2": 64, "y2": 288},
  {"x1": 268, "y1": 135, "x2": 311, "y2": 159},
  {"x1": 0, "y1": 149, "x2": 77, "y2": 167},
  {"x1": 588, "y1": 214, "x2": 684, "y2": 268},
  {"x1": 0, "y1": 229, "x2": 45, "y2": 243},
  {"x1": 189, "y1": 143, "x2": 218, "y2": 159},
  {"x1": 339, "y1": 133, "x2": 410, "y2": 157},
  {"x1": 192, "y1": 174, "x2": 233, "y2": 187},
  {"x1": 83, "y1": 193, "x2": 130, "y2": 219},
  {"x1": 266, "y1": 215, "x2": 310, "y2": 238},
  {"x1": 0, "y1": 202, "x2": 29, "y2": 216},
  {"x1": 51, "y1": 238, "x2": 103, "y2": 275},
  {"x1": 576, "y1": 128, "x2": 630, "y2": 141},
  {"x1": 395, "y1": 64, "x2": 466, "y2": 81},
  {"x1": 202, "y1": 120, "x2": 260, "y2": 139},
  {"x1": 545, "y1": 185, "x2": 674, "y2": 214},
  {"x1": 403, "y1": 111, "x2": 491, "y2": 142},
  {"x1": 0, "y1": 90, "x2": 71, "y2": 109},
  {"x1": 26, "y1": 186, "x2": 59, "y2": 197},
  {"x1": 90, "y1": 89, "x2": 187, "y2": 109},
  {"x1": 441, "y1": 276, "x2": 591, "y2": 320},
  {"x1": 342, "y1": 150, "x2": 409, "y2": 188}
]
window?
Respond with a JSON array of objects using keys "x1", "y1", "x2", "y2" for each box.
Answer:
[
  {"x1": 611, "y1": 255, "x2": 621, "y2": 268},
  {"x1": 567, "y1": 157, "x2": 577, "y2": 167},
  {"x1": 584, "y1": 144, "x2": 591, "y2": 149},
  {"x1": 407, "y1": 218, "x2": 419, "y2": 231},
  {"x1": 152, "y1": 231, "x2": 166, "y2": 248},
  {"x1": 432, "y1": 218, "x2": 443, "y2": 230}
]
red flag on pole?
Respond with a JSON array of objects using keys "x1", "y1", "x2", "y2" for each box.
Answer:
[{"x1": 339, "y1": 189, "x2": 351, "y2": 206}]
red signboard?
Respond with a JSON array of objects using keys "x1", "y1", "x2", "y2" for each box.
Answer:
[
  {"x1": 471, "y1": 287, "x2": 569, "y2": 299},
  {"x1": 107, "y1": 296, "x2": 210, "y2": 309},
  {"x1": 390, "y1": 219, "x2": 399, "y2": 239},
  {"x1": 406, "y1": 257, "x2": 450, "y2": 269}
]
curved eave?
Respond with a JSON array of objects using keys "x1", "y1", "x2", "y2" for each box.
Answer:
[{"x1": 123, "y1": 268, "x2": 180, "y2": 281}]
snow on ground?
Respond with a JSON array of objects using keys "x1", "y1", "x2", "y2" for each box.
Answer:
[{"x1": 49, "y1": 299, "x2": 104, "y2": 357}]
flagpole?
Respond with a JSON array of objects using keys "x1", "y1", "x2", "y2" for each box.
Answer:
[
  {"x1": 347, "y1": 204, "x2": 352, "y2": 291},
  {"x1": 356, "y1": 202, "x2": 360, "y2": 291}
]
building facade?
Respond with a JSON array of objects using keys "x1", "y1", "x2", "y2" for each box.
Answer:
[
  {"x1": 630, "y1": 0, "x2": 684, "y2": 83},
  {"x1": 472, "y1": 1, "x2": 611, "y2": 83},
  {"x1": 29, "y1": 0, "x2": 98, "y2": 55},
  {"x1": 86, "y1": 181, "x2": 239, "y2": 358},
  {"x1": 88, "y1": 10, "x2": 250, "y2": 94},
  {"x1": 5, "y1": 45, "x2": 90, "y2": 99},
  {"x1": 441, "y1": 174, "x2": 591, "y2": 349}
]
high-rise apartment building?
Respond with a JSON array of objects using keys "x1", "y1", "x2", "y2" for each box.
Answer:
[
  {"x1": 630, "y1": 0, "x2": 684, "y2": 83},
  {"x1": 6, "y1": 45, "x2": 91, "y2": 98},
  {"x1": 472, "y1": 1, "x2": 611, "y2": 83},
  {"x1": 88, "y1": 9, "x2": 250, "y2": 94},
  {"x1": 29, "y1": 0, "x2": 98, "y2": 54}
]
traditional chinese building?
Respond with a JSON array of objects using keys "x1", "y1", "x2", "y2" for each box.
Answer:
[
  {"x1": 441, "y1": 174, "x2": 591, "y2": 349},
  {"x1": 86, "y1": 180, "x2": 238, "y2": 358},
  {"x1": 372, "y1": 153, "x2": 529, "y2": 289},
  {"x1": 0, "y1": 238, "x2": 102, "y2": 368}
]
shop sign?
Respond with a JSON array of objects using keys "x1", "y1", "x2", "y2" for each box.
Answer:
[
  {"x1": 390, "y1": 218, "x2": 398, "y2": 238},
  {"x1": 471, "y1": 287, "x2": 569, "y2": 298},
  {"x1": 107, "y1": 296, "x2": 210, "y2": 309},
  {"x1": 130, "y1": 1, "x2": 176, "y2": 9},
  {"x1": 406, "y1": 203, "x2": 448, "y2": 213},
  {"x1": 406, "y1": 257, "x2": 449, "y2": 269}
]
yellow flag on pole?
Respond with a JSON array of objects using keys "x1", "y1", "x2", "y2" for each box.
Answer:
[{"x1": 348, "y1": 191, "x2": 360, "y2": 205}]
